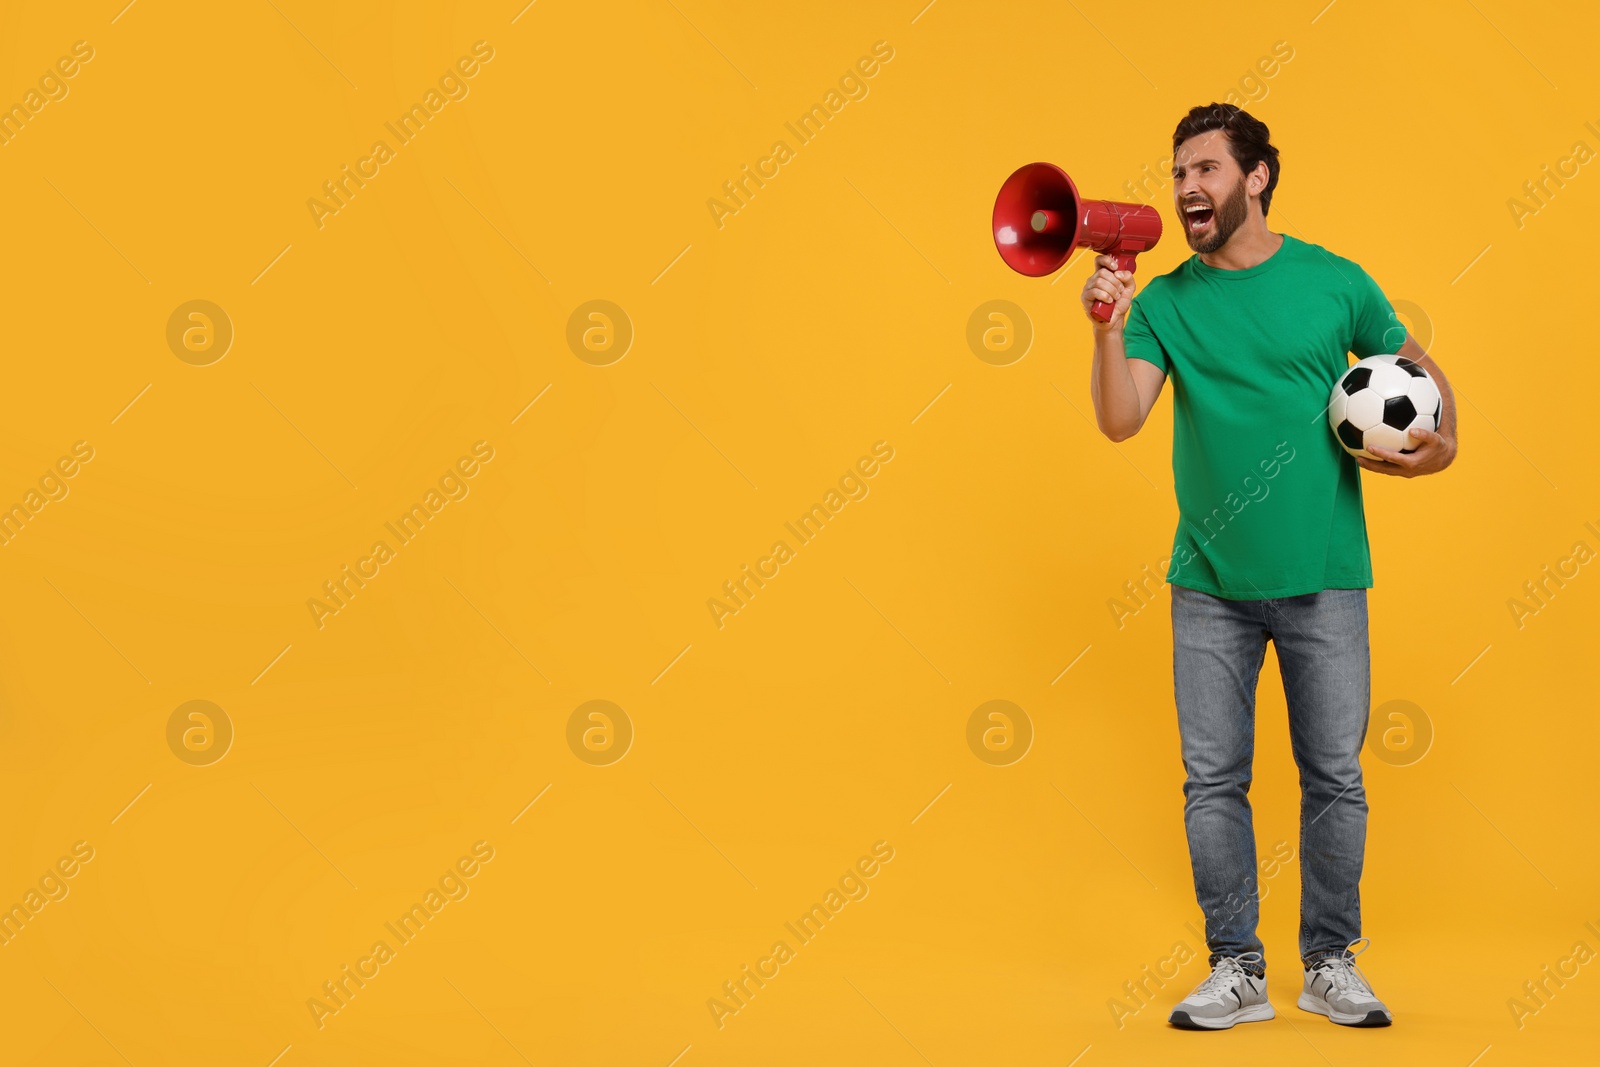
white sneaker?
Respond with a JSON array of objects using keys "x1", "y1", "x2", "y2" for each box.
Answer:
[
  {"x1": 1169, "y1": 951, "x2": 1275, "y2": 1030},
  {"x1": 1298, "y1": 938, "x2": 1393, "y2": 1027}
]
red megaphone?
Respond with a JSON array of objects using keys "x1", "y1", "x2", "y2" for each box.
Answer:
[{"x1": 992, "y1": 162, "x2": 1163, "y2": 322}]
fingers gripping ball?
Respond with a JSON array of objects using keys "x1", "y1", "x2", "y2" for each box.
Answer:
[{"x1": 1327, "y1": 354, "x2": 1441, "y2": 460}]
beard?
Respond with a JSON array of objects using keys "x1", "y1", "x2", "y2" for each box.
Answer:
[{"x1": 1184, "y1": 175, "x2": 1249, "y2": 253}]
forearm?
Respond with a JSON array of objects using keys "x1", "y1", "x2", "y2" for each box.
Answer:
[
  {"x1": 1422, "y1": 355, "x2": 1457, "y2": 441},
  {"x1": 1090, "y1": 328, "x2": 1143, "y2": 440}
]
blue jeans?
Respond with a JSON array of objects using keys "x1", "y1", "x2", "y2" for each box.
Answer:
[{"x1": 1170, "y1": 583, "x2": 1371, "y2": 973}]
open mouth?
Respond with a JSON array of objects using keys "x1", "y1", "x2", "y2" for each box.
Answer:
[{"x1": 1184, "y1": 202, "x2": 1214, "y2": 233}]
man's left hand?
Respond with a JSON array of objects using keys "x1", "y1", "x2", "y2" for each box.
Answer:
[{"x1": 1356, "y1": 426, "x2": 1456, "y2": 477}]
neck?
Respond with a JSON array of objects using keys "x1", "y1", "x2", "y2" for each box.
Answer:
[{"x1": 1197, "y1": 218, "x2": 1283, "y2": 270}]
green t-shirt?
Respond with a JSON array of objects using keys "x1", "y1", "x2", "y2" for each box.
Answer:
[{"x1": 1121, "y1": 232, "x2": 1405, "y2": 600}]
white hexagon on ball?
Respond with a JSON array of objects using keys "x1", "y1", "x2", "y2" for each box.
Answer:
[
  {"x1": 1408, "y1": 409, "x2": 1436, "y2": 437},
  {"x1": 1327, "y1": 389, "x2": 1348, "y2": 427},
  {"x1": 1364, "y1": 422, "x2": 1411, "y2": 455},
  {"x1": 1367, "y1": 360, "x2": 1413, "y2": 400},
  {"x1": 1345, "y1": 389, "x2": 1384, "y2": 431}
]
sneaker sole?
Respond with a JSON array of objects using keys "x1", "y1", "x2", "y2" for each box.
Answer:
[
  {"x1": 1297, "y1": 992, "x2": 1391, "y2": 1027},
  {"x1": 1169, "y1": 1002, "x2": 1276, "y2": 1030}
]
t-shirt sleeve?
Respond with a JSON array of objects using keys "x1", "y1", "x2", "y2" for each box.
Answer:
[
  {"x1": 1121, "y1": 295, "x2": 1169, "y2": 374},
  {"x1": 1350, "y1": 266, "x2": 1407, "y2": 357}
]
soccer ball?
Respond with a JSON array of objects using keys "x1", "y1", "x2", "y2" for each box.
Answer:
[{"x1": 1328, "y1": 354, "x2": 1442, "y2": 460}]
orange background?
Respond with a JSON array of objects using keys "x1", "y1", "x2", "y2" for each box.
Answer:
[{"x1": 0, "y1": 1, "x2": 1595, "y2": 1064}]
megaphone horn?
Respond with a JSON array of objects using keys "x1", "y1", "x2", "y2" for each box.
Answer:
[{"x1": 992, "y1": 162, "x2": 1163, "y2": 322}]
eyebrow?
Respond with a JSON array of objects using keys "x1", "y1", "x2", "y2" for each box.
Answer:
[{"x1": 1172, "y1": 158, "x2": 1222, "y2": 175}]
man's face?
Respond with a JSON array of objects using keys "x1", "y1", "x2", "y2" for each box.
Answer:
[{"x1": 1172, "y1": 129, "x2": 1253, "y2": 254}]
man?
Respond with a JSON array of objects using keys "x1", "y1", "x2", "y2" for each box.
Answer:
[{"x1": 1081, "y1": 103, "x2": 1457, "y2": 1030}]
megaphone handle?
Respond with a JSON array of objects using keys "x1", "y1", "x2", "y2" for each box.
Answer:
[{"x1": 1089, "y1": 254, "x2": 1140, "y2": 322}]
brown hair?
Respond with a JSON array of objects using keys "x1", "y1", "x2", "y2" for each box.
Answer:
[{"x1": 1172, "y1": 103, "x2": 1281, "y2": 216}]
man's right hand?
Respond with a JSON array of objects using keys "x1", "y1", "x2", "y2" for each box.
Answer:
[{"x1": 1082, "y1": 254, "x2": 1136, "y2": 332}]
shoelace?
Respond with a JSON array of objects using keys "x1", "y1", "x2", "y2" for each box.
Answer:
[
  {"x1": 1194, "y1": 951, "x2": 1264, "y2": 997},
  {"x1": 1313, "y1": 937, "x2": 1376, "y2": 997}
]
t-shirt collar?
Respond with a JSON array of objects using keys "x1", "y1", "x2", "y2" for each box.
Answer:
[{"x1": 1190, "y1": 232, "x2": 1293, "y2": 279}]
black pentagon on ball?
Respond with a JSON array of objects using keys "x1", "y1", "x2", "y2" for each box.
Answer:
[
  {"x1": 1397, "y1": 357, "x2": 1427, "y2": 378},
  {"x1": 1433, "y1": 399, "x2": 1442, "y2": 421},
  {"x1": 1341, "y1": 366, "x2": 1372, "y2": 395},
  {"x1": 1336, "y1": 420, "x2": 1366, "y2": 452},
  {"x1": 1382, "y1": 395, "x2": 1417, "y2": 429}
]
